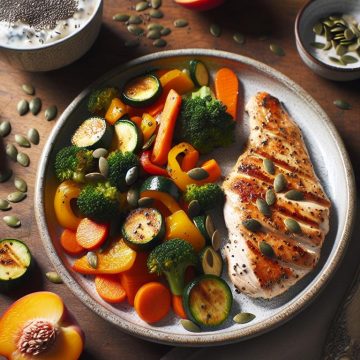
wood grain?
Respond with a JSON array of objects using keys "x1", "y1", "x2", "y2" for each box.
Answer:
[{"x1": 0, "y1": 0, "x2": 358, "y2": 359}]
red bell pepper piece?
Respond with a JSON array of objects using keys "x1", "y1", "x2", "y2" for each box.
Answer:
[{"x1": 140, "y1": 151, "x2": 168, "y2": 176}]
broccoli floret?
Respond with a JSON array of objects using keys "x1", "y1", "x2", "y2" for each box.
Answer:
[
  {"x1": 184, "y1": 183, "x2": 224, "y2": 211},
  {"x1": 87, "y1": 87, "x2": 120, "y2": 116},
  {"x1": 147, "y1": 239, "x2": 198, "y2": 295},
  {"x1": 175, "y1": 94, "x2": 235, "y2": 154},
  {"x1": 191, "y1": 85, "x2": 214, "y2": 99},
  {"x1": 107, "y1": 151, "x2": 139, "y2": 191},
  {"x1": 77, "y1": 182, "x2": 119, "y2": 221},
  {"x1": 54, "y1": 146, "x2": 94, "y2": 183}
]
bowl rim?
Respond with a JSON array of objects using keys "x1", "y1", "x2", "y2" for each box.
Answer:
[
  {"x1": 34, "y1": 48, "x2": 356, "y2": 347},
  {"x1": 294, "y1": 0, "x2": 360, "y2": 73},
  {"x1": 0, "y1": 0, "x2": 102, "y2": 52}
]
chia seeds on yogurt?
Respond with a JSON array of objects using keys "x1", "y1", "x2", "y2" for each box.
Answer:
[{"x1": 0, "y1": 0, "x2": 99, "y2": 48}]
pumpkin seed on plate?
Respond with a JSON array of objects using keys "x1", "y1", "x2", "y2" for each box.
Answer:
[
  {"x1": 274, "y1": 173, "x2": 287, "y2": 192},
  {"x1": 259, "y1": 241, "x2": 275, "y2": 258},
  {"x1": 14, "y1": 177, "x2": 27, "y2": 193},
  {"x1": 125, "y1": 39, "x2": 140, "y2": 48},
  {"x1": 210, "y1": 24, "x2": 221, "y2": 37},
  {"x1": 312, "y1": 23, "x2": 323, "y2": 35},
  {"x1": 125, "y1": 166, "x2": 139, "y2": 186},
  {"x1": 242, "y1": 219, "x2": 261, "y2": 232},
  {"x1": 233, "y1": 312, "x2": 256, "y2": 324},
  {"x1": 341, "y1": 55, "x2": 358, "y2": 64},
  {"x1": 113, "y1": 13, "x2": 130, "y2": 22},
  {"x1": 0, "y1": 121, "x2": 11, "y2": 137},
  {"x1": 93, "y1": 148, "x2": 108, "y2": 158},
  {"x1": 285, "y1": 189, "x2": 304, "y2": 201},
  {"x1": 0, "y1": 169, "x2": 12, "y2": 182},
  {"x1": 348, "y1": 42, "x2": 360, "y2": 52},
  {"x1": 17, "y1": 99, "x2": 29, "y2": 116},
  {"x1": 128, "y1": 15, "x2": 143, "y2": 25},
  {"x1": 256, "y1": 198, "x2": 271, "y2": 217},
  {"x1": 22, "y1": 83, "x2": 35, "y2": 95},
  {"x1": 87, "y1": 251, "x2": 98, "y2": 269},
  {"x1": 160, "y1": 27, "x2": 171, "y2": 36},
  {"x1": 142, "y1": 133, "x2": 156, "y2": 149},
  {"x1": 7, "y1": 191, "x2": 26, "y2": 203},
  {"x1": 323, "y1": 41, "x2": 332, "y2": 50},
  {"x1": 336, "y1": 44, "x2": 347, "y2": 56},
  {"x1": 205, "y1": 215, "x2": 215, "y2": 238},
  {"x1": 151, "y1": 0, "x2": 161, "y2": 8},
  {"x1": 15, "y1": 134, "x2": 31, "y2": 148},
  {"x1": 3, "y1": 215, "x2": 21, "y2": 228},
  {"x1": 147, "y1": 29, "x2": 161, "y2": 39},
  {"x1": 187, "y1": 167, "x2": 209, "y2": 180},
  {"x1": 98, "y1": 156, "x2": 109, "y2": 178},
  {"x1": 211, "y1": 229, "x2": 221, "y2": 251},
  {"x1": 233, "y1": 32, "x2": 245, "y2": 44},
  {"x1": 334, "y1": 99, "x2": 351, "y2": 110},
  {"x1": 29, "y1": 97, "x2": 42, "y2": 115},
  {"x1": 147, "y1": 23, "x2": 163, "y2": 31},
  {"x1": 138, "y1": 197, "x2": 154, "y2": 207},
  {"x1": 180, "y1": 319, "x2": 201, "y2": 333},
  {"x1": 27, "y1": 128, "x2": 40, "y2": 145},
  {"x1": 270, "y1": 44, "x2": 285, "y2": 56},
  {"x1": 310, "y1": 42, "x2": 325, "y2": 49},
  {"x1": 45, "y1": 105, "x2": 57, "y2": 121},
  {"x1": 127, "y1": 24, "x2": 144, "y2": 36},
  {"x1": 85, "y1": 172, "x2": 105, "y2": 182},
  {"x1": 344, "y1": 28, "x2": 354, "y2": 40},
  {"x1": 127, "y1": 187, "x2": 140, "y2": 208},
  {"x1": 188, "y1": 200, "x2": 200, "y2": 218},
  {"x1": 0, "y1": 199, "x2": 11, "y2": 211},
  {"x1": 150, "y1": 9, "x2": 163, "y2": 18},
  {"x1": 135, "y1": 1, "x2": 148, "y2": 11},
  {"x1": 46, "y1": 271, "x2": 63, "y2": 284},
  {"x1": 263, "y1": 158, "x2": 275, "y2": 175},
  {"x1": 329, "y1": 56, "x2": 341, "y2": 65},
  {"x1": 153, "y1": 38, "x2": 166, "y2": 47},
  {"x1": 284, "y1": 218, "x2": 301, "y2": 233},
  {"x1": 265, "y1": 189, "x2": 276, "y2": 206},
  {"x1": 174, "y1": 19, "x2": 188, "y2": 28}
]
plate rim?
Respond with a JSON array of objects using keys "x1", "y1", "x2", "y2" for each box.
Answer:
[{"x1": 34, "y1": 48, "x2": 356, "y2": 346}]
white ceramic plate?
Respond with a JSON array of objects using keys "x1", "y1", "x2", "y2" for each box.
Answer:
[{"x1": 35, "y1": 49, "x2": 355, "y2": 346}]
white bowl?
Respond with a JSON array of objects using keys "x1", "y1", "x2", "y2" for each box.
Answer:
[
  {"x1": 295, "y1": 0, "x2": 360, "y2": 81},
  {"x1": 0, "y1": 0, "x2": 103, "y2": 72}
]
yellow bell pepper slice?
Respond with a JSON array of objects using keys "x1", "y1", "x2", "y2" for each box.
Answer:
[
  {"x1": 141, "y1": 113, "x2": 157, "y2": 142},
  {"x1": 140, "y1": 190, "x2": 181, "y2": 214},
  {"x1": 105, "y1": 97, "x2": 128, "y2": 125}
]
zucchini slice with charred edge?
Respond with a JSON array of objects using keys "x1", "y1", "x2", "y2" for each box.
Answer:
[
  {"x1": 189, "y1": 60, "x2": 209, "y2": 87},
  {"x1": 183, "y1": 274, "x2": 232, "y2": 328},
  {"x1": 113, "y1": 119, "x2": 143, "y2": 153},
  {"x1": 71, "y1": 117, "x2": 113, "y2": 149},
  {"x1": 199, "y1": 247, "x2": 223, "y2": 276},
  {"x1": 122, "y1": 207, "x2": 165, "y2": 251},
  {"x1": 122, "y1": 74, "x2": 162, "y2": 107},
  {"x1": 140, "y1": 176, "x2": 181, "y2": 201},
  {"x1": 0, "y1": 239, "x2": 32, "y2": 290},
  {"x1": 193, "y1": 215, "x2": 211, "y2": 244}
]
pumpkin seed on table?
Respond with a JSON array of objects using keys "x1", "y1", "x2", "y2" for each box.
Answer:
[
  {"x1": 7, "y1": 191, "x2": 27, "y2": 203},
  {"x1": 46, "y1": 271, "x2": 63, "y2": 284},
  {"x1": 15, "y1": 134, "x2": 31, "y2": 148},
  {"x1": 0, "y1": 121, "x2": 11, "y2": 137},
  {"x1": 0, "y1": 199, "x2": 11, "y2": 211},
  {"x1": 17, "y1": 152, "x2": 30, "y2": 167},
  {"x1": 263, "y1": 158, "x2": 275, "y2": 175},
  {"x1": 128, "y1": 15, "x2": 143, "y2": 25},
  {"x1": 87, "y1": 251, "x2": 98, "y2": 269},
  {"x1": 14, "y1": 177, "x2": 27, "y2": 193},
  {"x1": 124, "y1": 39, "x2": 140, "y2": 48},
  {"x1": 127, "y1": 25, "x2": 144, "y2": 36},
  {"x1": 242, "y1": 219, "x2": 261, "y2": 232},
  {"x1": 125, "y1": 166, "x2": 139, "y2": 186},
  {"x1": 147, "y1": 29, "x2": 161, "y2": 40},
  {"x1": 285, "y1": 189, "x2": 304, "y2": 201},
  {"x1": 3, "y1": 215, "x2": 21, "y2": 228},
  {"x1": 210, "y1": 24, "x2": 221, "y2": 37},
  {"x1": 85, "y1": 172, "x2": 105, "y2": 182},
  {"x1": 334, "y1": 99, "x2": 351, "y2": 110},
  {"x1": 149, "y1": 9, "x2": 163, "y2": 18},
  {"x1": 187, "y1": 167, "x2": 209, "y2": 180},
  {"x1": 147, "y1": 23, "x2": 163, "y2": 31},
  {"x1": 135, "y1": 1, "x2": 148, "y2": 11},
  {"x1": 151, "y1": 0, "x2": 161, "y2": 9},
  {"x1": 6, "y1": 143, "x2": 18, "y2": 161},
  {"x1": 274, "y1": 173, "x2": 287, "y2": 193},
  {"x1": 153, "y1": 39, "x2": 167, "y2": 47},
  {"x1": 113, "y1": 13, "x2": 130, "y2": 22},
  {"x1": 259, "y1": 241, "x2": 275, "y2": 258},
  {"x1": 29, "y1": 97, "x2": 42, "y2": 115},
  {"x1": 21, "y1": 83, "x2": 35, "y2": 95},
  {"x1": 93, "y1": 148, "x2": 108, "y2": 158},
  {"x1": 233, "y1": 312, "x2": 256, "y2": 324},
  {"x1": 233, "y1": 32, "x2": 245, "y2": 45},
  {"x1": 45, "y1": 105, "x2": 57, "y2": 121},
  {"x1": 180, "y1": 319, "x2": 201, "y2": 333},
  {"x1": 27, "y1": 128, "x2": 40, "y2": 145},
  {"x1": 270, "y1": 44, "x2": 285, "y2": 56},
  {"x1": 174, "y1": 19, "x2": 188, "y2": 28},
  {"x1": 188, "y1": 200, "x2": 200, "y2": 218},
  {"x1": 256, "y1": 198, "x2": 271, "y2": 217},
  {"x1": 138, "y1": 197, "x2": 154, "y2": 207},
  {"x1": 284, "y1": 218, "x2": 301, "y2": 233},
  {"x1": 211, "y1": 229, "x2": 221, "y2": 251},
  {"x1": 17, "y1": 99, "x2": 29, "y2": 116},
  {"x1": 0, "y1": 168, "x2": 12, "y2": 182},
  {"x1": 160, "y1": 27, "x2": 171, "y2": 36}
]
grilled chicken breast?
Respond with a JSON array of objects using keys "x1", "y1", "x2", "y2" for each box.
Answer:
[{"x1": 223, "y1": 92, "x2": 331, "y2": 299}]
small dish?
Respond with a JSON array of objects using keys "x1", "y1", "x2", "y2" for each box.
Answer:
[{"x1": 295, "y1": 0, "x2": 360, "y2": 81}]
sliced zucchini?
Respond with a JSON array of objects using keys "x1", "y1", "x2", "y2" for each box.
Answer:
[
  {"x1": 122, "y1": 207, "x2": 165, "y2": 251},
  {"x1": 140, "y1": 176, "x2": 181, "y2": 201},
  {"x1": 193, "y1": 215, "x2": 211, "y2": 245},
  {"x1": 122, "y1": 74, "x2": 162, "y2": 107},
  {"x1": 71, "y1": 117, "x2": 113, "y2": 149},
  {"x1": 199, "y1": 247, "x2": 223, "y2": 276},
  {"x1": 113, "y1": 119, "x2": 143, "y2": 153},
  {"x1": 183, "y1": 274, "x2": 232, "y2": 328},
  {"x1": 0, "y1": 239, "x2": 32, "y2": 290},
  {"x1": 189, "y1": 60, "x2": 209, "y2": 87}
]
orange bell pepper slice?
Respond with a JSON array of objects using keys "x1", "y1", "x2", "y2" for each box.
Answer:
[{"x1": 105, "y1": 98, "x2": 128, "y2": 125}]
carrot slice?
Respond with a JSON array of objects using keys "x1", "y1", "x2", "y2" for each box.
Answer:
[
  {"x1": 151, "y1": 89, "x2": 182, "y2": 166},
  {"x1": 172, "y1": 295, "x2": 187, "y2": 319},
  {"x1": 60, "y1": 229, "x2": 84, "y2": 256},
  {"x1": 75, "y1": 218, "x2": 109, "y2": 250},
  {"x1": 214, "y1": 68, "x2": 239, "y2": 120},
  {"x1": 95, "y1": 275, "x2": 127, "y2": 303},
  {"x1": 134, "y1": 282, "x2": 171, "y2": 323}
]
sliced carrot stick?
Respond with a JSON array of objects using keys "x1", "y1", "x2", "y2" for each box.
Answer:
[
  {"x1": 214, "y1": 68, "x2": 239, "y2": 120},
  {"x1": 172, "y1": 295, "x2": 187, "y2": 319},
  {"x1": 75, "y1": 218, "x2": 109, "y2": 250},
  {"x1": 95, "y1": 275, "x2": 127, "y2": 303},
  {"x1": 134, "y1": 282, "x2": 171, "y2": 323},
  {"x1": 181, "y1": 148, "x2": 199, "y2": 172},
  {"x1": 151, "y1": 89, "x2": 182, "y2": 166},
  {"x1": 60, "y1": 229, "x2": 84, "y2": 256}
]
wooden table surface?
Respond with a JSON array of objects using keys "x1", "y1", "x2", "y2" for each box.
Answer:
[{"x1": 0, "y1": 0, "x2": 359, "y2": 359}]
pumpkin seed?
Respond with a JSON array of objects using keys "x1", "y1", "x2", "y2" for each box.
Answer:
[
  {"x1": 17, "y1": 99, "x2": 29, "y2": 116},
  {"x1": 210, "y1": 24, "x2": 221, "y2": 37},
  {"x1": 147, "y1": 23, "x2": 163, "y2": 31},
  {"x1": 344, "y1": 28, "x2": 354, "y2": 40},
  {"x1": 259, "y1": 241, "x2": 275, "y2": 258},
  {"x1": 211, "y1": 229, "x2": 221, "y2": 251},
  {"x1": 233, "y1": 312, "x2": 256, "y2": 324},
  {"x1": 233, "y1": 32, "x2": 245, "y2": 44},
  {"x1": 204, "y1": 247, "x2": 214, "y2": 267},
  {"x1": 313, "y1": 23, "x2": 323, "y2": 35},
  {"x1": 85, "y1": 172, "x2": 105, "y2": 182},
  {"x1": 160, "y1": 27, "x2": 171, "y2": 36},
  {"x1": 128, "y1": 15, "x2": 143, "y2": 25},
  {"x1": 322, "y1": 20, "x2": 334, "y2": 27},
  {"x1": 127, "y1": 24, "x2": 144, "y2": 36},
  {"x1": 135, "y1": 1, "x2": 148, "y2": 11},
  {"x1": 3, "y1": 215, "x2": 21, "y2": 228},
  {"x1": 242, "y1": 219, "x2": 261, "y2": 232},
  {"x1": 329, "y1": 56, "x2": 341, "y2": 64},
  {"x1": 147, "y1": 29, "x2": 161, "y2": 39},
  {"x1": 188, "y1": 200, "x2": 200, "y2": 218},
  {"x1": 180, "y1": 319, "x2": 201, "y2": 333},
  {"x1": 150, "y1": 9, "x2": 163, "y2": 18},
  {"x1": 87, "y1": 251, "x2": 98, "y2": 269},
  {"x1": 93, "y1": 148, "x2": 108, "y2": 158},
  {"x1": 29, "y1": 97, "x2": 42, "y2": 115},
  {"x1": 256, "y1": 198, "x2": 271, "y2": 217},
  {"x1": 348, "y1": 43, "x2": 360, "y2": 51},
  {"x1": 113, "y1": 13, "x2": 130, "y2": 22},
  {"x1": 14, "y1": 177, "x2": 27, "y2": 193},
  {"x1": 310, "y1": 42, "x2": 325, "y2": 49},
  {"x1": 334, "y1": 99, "x2": 351, "y2": 110},
  {"x1": 22, "y1": 83, "x2": 35, "y2": 95},
  {"x1": 265, "y1": 189, "x2": 276, "y2": 206},
  {"x1": 174, "y1": 19, "x2": 188, "y2": 28},
  {"x1": 205, "y1": 215, "x2": 215, "y2": 238},
  {"x1": 45, "y1": 105, "x2": 57, "y2": 121},
  {"x1": 46, "y1": 271, "x2": 63, "y2": 284},
  {"x1": 0, "y1": 121, "x2": 11, "y2": 137},
  {"x1": 151, "y1": 0, "x2": 161, "y2": 8},
  {"x1": 324, "y1": 41, "x2": 332, "y2": 50},
  {"x1": 142, "y1": 133, "x2": 156, "y2": 150},
  {"x1": 153, "y1": 38, "x2": 166, "y2": 47},
  {"x1": 125, "y1": 166, "x2": 139, "y2": 186},
  {"x1": 127, "y1": 187, "x2": 140, "y2": 208},
  {"x1": 274, "y1": 173, "x2": 287, "y2": 192},
  {"x1": 270, "y1": 44, "x2": 285, "y2": 56},
  {"x1": 330, "y1": 26, "x2": 345, "y2": 33},
  {"x1": 285, "y1": 189, "x2": 304, "y2": 201},
  {"x1": 138, "y1": 197, "x2": 154, "y2": 207},
  {"x1": 341, "y1": 55, "x2": 358, "y2": 64},
  {"x1": 124, "y1": 39, "x2": 140, "y2": 48},
  {"x1": 336, "y1": 44, "x2": 347, "y2": 56},
  {"x1": 284, "y1": 218, "x2": 301, "y2": 233},
  {"x1": 98, "y1": 156, "x2": 109, "y2": 178},
  {"x1": 27, "y1": 128, "x2": 40, "y2": 145},
  {"x1": 187, "y1": 167, "x2": 209, "y2": 180},
  {"x1": 0, "y1": 199, "x2": 11, "y2": 211},
  {"x1": 263, "y1": 158, "x2": 275, "y2": 175},
  {"x1": 7, "y1": 191, "x2": 26, "y2": 203},
  {"x1": 0, "y1": 169, "x2": 12, "y2": 182},
  {"x1": 15, "y1": 134, "x2": 31, "y2": 148}
]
